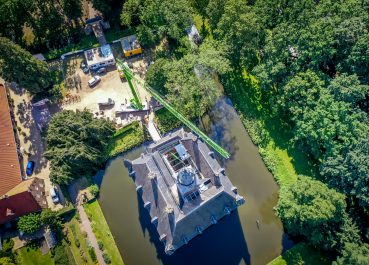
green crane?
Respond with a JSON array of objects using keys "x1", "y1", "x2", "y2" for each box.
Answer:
[{"x1": 116, "y1": 59, "x2": 230, "y2": 159}]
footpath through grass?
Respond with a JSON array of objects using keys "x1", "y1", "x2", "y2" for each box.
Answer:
[
  {"x1": 65, "y1": 213, "x2": 96, "y2": 265},
  {"x1": 16, "y1": 244, "x2": 54, "y2": 265},
  {"x1": 84, "y1": 199, "x2": 124, "y2": 265}
]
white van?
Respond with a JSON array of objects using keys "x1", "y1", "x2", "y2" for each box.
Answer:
[
  {"x1": 88, "y1": 76, "x2": 101, "y2": 87},
  {"x1": 50, "y1": 187, "x2": 60, "y2": 204}
]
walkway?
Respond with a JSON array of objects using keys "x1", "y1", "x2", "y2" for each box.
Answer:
[
  {"x1": 146, "y1": 112, "x2": 161, "y2": 141},
  {"x1": 77, "y1": 203, "x2": 106, "y2": 265},
  {"x1": 68, "y1": 179, "x2": 106, "y2": 265}
]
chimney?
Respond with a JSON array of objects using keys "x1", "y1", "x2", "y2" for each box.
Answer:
[
  {"x1": 135, "y1": 185, "x2": 143, "y2": 193},
  {"x1": 224, "y1": 207, "x2": 231, "y2": 215},
  {"x1": 144, "y1": 201, "x2": 151, "y2": 210},
  {"x1": 231, "y1": 186, "x2": 238, "y2": 194},
  {"x1": 151, "y1": 216, "x2": 158, "y2": 226},
  {"x1": 160, "y1": 234, "x2": 167, "y2": 242},
  {"x1": 196, "y1": 226, "x2": 203, "y2": 234}
]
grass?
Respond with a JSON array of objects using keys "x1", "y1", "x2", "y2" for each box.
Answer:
[
  {"x1": 84, "y1": 199, "x2": 124, "y2": 265},
  {"x1": 105, "y1": 121, "x2": 147, "y2": 158},
  {"x1": 65, "y1": 213, "x2": 96, "y2": 265},
  {"x1": 268, "y1": 243, "x2": 331, "y2": 265},
  {"x1": 16, "y1": 244, "x2": 54, "y2": 265}
]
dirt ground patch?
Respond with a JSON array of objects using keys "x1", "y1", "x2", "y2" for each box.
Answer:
[{"x1": 62, "y1": 53, "x2": 152, "y2": 125}]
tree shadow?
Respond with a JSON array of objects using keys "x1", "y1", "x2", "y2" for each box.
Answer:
[{"x1": 137, "y1": 193, "x2": 251, "y2": 265}]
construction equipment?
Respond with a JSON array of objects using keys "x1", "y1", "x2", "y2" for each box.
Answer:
[{"x1": 116, "y1": 59, "x2": 230, "y2": 159}]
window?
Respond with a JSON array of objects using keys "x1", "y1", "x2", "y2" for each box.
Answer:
[{"x1": 186, "y1": 191, "x2": 200, "y2": 202}]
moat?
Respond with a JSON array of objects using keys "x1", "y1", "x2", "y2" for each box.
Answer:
[{"x1": 97, "y1": 97, "x2": 293, "y2": 265}]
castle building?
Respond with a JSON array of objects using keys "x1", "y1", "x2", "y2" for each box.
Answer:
[{"x1": 125, "y1": 129, "x2": 245, "y2": 255}]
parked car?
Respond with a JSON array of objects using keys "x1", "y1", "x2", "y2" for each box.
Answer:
[
  {"x1": 50, "y1": 187, "x2": 60, "y2": 204},
  {"x1": 26, "y1": 161, "x2": 35, "y2": 176},
  {"x1": 98, "y1": 98, "x2": 115, "y2": 108},
  {"x1": 82, "y1": 67, "x2": 89, "y2": 74},
  {"x1": 80, "y1": 62, "x2": 86, "y2": 69},
  {"x1": 96, "y1": 67, "x2": 106, "y2": 75},
  {"x1": 88, "y1": 76, "x2": 101, "y2": 87}
]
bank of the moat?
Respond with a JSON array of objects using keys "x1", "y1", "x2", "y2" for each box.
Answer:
[{"x1": 96, "y1": 97, "x2": 294, "y2": 265}]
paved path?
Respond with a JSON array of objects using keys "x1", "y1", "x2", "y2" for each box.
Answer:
[
  {"x1": 146, "y1": 112, "x2": 161, "y2": 141},
  {"x1": 68, "y1": 180, "x2": 105, "y2": 265}
]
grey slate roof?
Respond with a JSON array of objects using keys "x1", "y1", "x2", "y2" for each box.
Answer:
[{"x1": 125, "y1": 129, "x2": 245, "y2": 255}]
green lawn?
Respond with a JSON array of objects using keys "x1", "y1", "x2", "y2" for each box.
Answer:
[
  {"x1": 84, "y1": 200, "x2": 124, "y2": 265},
  {"x1": 268, "y1": 243, "x2": 331, "y2": 265},
  {"x1": 65, "y1": 214, "x2": 96, "y2": 265},
  {"x1": 105, "y1": 121, "x2": 147, "y2": 158},
  {"x1": 16, "y1": 245, "x2": 54, "y2": 265}
]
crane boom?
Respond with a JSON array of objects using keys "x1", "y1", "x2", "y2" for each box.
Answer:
[{"x1": 117, "y1": 59, "x2": 230, "y2": 159}]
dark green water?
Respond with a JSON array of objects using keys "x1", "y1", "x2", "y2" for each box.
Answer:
[{"x1": 97, "y1": 97, "x2": 293, "y2": 265}]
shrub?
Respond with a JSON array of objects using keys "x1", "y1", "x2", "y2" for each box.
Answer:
[
  {"x1": 17, "y1": 213, "x2": 42, "y2": 234},
  {"x1": 98, "y1": 240, "x2": 104, "y2": 251},
  {"x1": 53, "y1": 244, "x2": 69, "y2": 265},
  {"x1": 75, "y1": 238, "x2": 80, "y2": 248},
  {"x1": 103, "y1": 252, "x2": 111, "y2": 264},
  {"x1": 88, "y1": 247, "x2": 97, "y2": 262},
  {"x1": 89, "y1": 184, "x2": 99, "y2": 198}
]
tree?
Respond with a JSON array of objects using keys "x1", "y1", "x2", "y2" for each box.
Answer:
[
  {"x1": 322, "y1": 137, "x2": 369, "y2": 207},
  {"x1": 0, "y1": 37, "x2": 52, "y2": 94},
  {"x1": 0, "y1": 257, "x2": 16, "y2": 265},
  {"x1": 335, "y1": 243, "x2": 369, "y2": 265},
  {"x1": 145, "y1": 58, "x2": 170, "y2": 94},
  {"x1": 276, "y1": 176, "x2": 347, "y2": 250},
  {"x1": 189, "y1": 0, "x2": 209, "y2": 18},
  {"x1": 347, "y1": 33, "x2": 369, "y2": 84},
  {"x1": 293, "y1": 92, "x2": 364, "y2": 159},
  {"x1": 278, "y1": 70, "x2": 323, "y2": 121},
  {"x1": 62, "y1": 0, "x2": 83, "y2": 22},
  {"x1": 90, "y1": 0, "x2": 113, "y2": 18},
  {"x1": 121, "y1": 0, "x2": 141, "y2": 26},
  {"x1": 121, "y1": 0, "x2": 192, "y2": 43},
  {"x1": 45, "y1": 110, "x2": 114, "y2": 185},
  {"x1": 0, "y1": 0, "x2": 34, "y2": 44},
  {"x1": 17, "y1": 213, "x2": 42, "y2": 234},
  {"x1": 40, "y1": 209, "x2": 61, "y2": 229},
  {"x1": 89, "y1": 184, "x2": 99, "y2": 197},
  {"x1": 215, "y1": 0, "x2": 264, "y2": 67},
  {"x1": 164, "y1": 40, "x2": 230, "y2": 119},
  {"x1": 205, "y1": 0, "x2": 226, "y2": 30},
  {"x1": 328, "y1": 74, "x2": 369, "y2": 106}
]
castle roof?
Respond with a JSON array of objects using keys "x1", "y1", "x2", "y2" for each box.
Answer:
[{"x1": 126, "y1": 129, "x2": 244, "y2": 254}]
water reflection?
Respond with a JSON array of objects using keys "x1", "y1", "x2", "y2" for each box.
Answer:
[{"x1": 137, "y1": 193, "x2": 251, "y2": 265}]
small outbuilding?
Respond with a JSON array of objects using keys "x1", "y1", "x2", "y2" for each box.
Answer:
[{"x1": 121, "y1": 35, "x2": 142, "y2": 57}]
